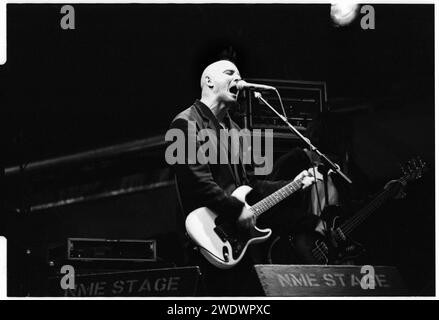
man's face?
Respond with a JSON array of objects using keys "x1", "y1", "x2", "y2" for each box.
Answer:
[{"x1": 205, "y1": 60, "x2": 242, "y2": 104}]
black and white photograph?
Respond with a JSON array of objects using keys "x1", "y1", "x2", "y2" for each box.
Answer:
[{"x1": 1, "y1": 2, "x2": 435, "y2": 301}]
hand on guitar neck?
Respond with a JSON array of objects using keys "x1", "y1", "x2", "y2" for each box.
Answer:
[
  {"x1": 384, "y1": 180, "x2": 407, "y2": 199},
  {"x1": 299, "y1": 168, "x2": 320, "y2": 189},
  {"x1": 383, "y1": 157, "x2": 426, "y2": 200},
  {"x1": 237, "y1": 169, "x2": 317, "y2": 229}
]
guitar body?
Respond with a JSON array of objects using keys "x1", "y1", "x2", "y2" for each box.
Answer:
[
  {"x1": 289, "y1": 206, "x2": 365, "y2": 265},
  {"x1": 185, "y1": 185, "x2": 272, "y2": 269},
  {"x1": 186, "y1": 157, "x2": 426, "y2": 268}
]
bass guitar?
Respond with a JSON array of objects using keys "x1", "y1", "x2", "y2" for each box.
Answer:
[{"x1": 287, "y1": 157, "x2": 427, "y2": 265}]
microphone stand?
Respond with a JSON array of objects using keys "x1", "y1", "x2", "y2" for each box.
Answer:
[{"x1": 254, "y1": 91, "x2": 352, "y2": 186}]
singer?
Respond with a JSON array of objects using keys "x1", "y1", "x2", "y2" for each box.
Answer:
[{"x1": 167, "y1": 56, "x2": 324, "y2": 296}]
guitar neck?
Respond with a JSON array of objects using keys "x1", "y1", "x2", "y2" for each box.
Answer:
[
  {"x1": 340, "y1": 177, "x2": 406, "y2": 235},
  {"x1": 251, "y1": 179, "x2": 303, "y2": 218}
]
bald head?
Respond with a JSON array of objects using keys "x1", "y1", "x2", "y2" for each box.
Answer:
[
  {"x1": 200, "y1": 60, "x2": 240, "y2": 90},
  {"x1": 198, "y1": 59, "x2": 241, "y2": 109}
]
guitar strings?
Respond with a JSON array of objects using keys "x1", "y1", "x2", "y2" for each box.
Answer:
[
  {"x1": 251, "y1": 180, "x2": 302, "y2": 217},
  {"x1": 341, "y1": 177, "x2": 406, "y2": 235},
  {"x1": 306, "y1": 165, "x2": 422, "y2": 263},
  {"x1": 310, "y1": 183, "x2": 398, "y2": 260},
  {"x1": 310, "y1": 176, "x2": 409, "y2": 261}
]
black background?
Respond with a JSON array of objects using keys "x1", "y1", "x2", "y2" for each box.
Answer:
[
  {"x1": 4, "y1": 4, "x2": 434, "y2": 166},
  {"x1": 2, "y1": 4, "x2": 435, "y2": 296}
]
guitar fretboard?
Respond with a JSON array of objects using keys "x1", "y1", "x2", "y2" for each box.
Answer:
[
  {"x1": 251, "y1": 179, "x2": 303, "y2": 217},
  {"x1": 340, "y1": 177, "x2": 407, "y2": 235}
]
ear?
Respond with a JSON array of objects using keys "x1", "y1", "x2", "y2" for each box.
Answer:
[{"x1": 205, "y1": 75, "x2": 214, "y2": 89}]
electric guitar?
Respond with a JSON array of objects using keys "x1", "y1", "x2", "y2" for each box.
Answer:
[
  {"x1": 185, "y1": 170, "x2": 319, "y2": 269},
  {"x1": 288, "y1": 157, "x2": 427, "y2": 265}
]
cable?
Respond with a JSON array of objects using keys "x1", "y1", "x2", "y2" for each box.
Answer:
[
  {"x1": 274, "y1": 88, "x2": 287, "y2": 118},
  {"x1": 267, "y1": 236, "x2": 281, "y2": 264}
]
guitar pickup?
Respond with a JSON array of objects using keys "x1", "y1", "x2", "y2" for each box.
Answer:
[{"x1": 214, "y1": 226, "x2": 228, "y2": 243}]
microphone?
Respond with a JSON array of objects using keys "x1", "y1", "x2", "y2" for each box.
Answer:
[{"x1": 236, "y1": 80, "x2": 276, "y2": 91}]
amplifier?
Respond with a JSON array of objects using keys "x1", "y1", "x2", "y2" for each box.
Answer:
[
  {"x1": 240, "y1": 79, "x2": 327, "y2": 135},
  {"x1": 67, "y1": 238, "x2": 156, "y2": 262}
]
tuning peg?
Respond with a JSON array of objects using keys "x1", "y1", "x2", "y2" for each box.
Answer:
[
  {"x1": 400, "y1": 163, "x2": 408, "y2": 175},
  {"x1": 418, "y1": 157, "x2": 426, "y2": 169}
]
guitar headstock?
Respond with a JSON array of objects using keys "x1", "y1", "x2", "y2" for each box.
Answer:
[{"x1": 400, "y1": 157, "x2": 427, "y2": 182}]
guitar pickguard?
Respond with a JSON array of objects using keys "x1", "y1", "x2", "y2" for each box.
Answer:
[{"x1": 214, "y1": 220, "x2": 269, "y2": 260}]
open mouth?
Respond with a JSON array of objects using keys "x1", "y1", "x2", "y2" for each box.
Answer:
[{"x1": 229, "y1": 85, "x2": 239, "y2": 96}]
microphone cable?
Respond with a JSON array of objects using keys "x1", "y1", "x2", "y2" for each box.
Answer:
[{"x1": 274, "y1": 88, "x2": 287, "y2": 119}]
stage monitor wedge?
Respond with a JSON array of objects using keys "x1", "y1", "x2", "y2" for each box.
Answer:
[{"x1": 254, "y1": 264, "x2": 407, "y2": 296}]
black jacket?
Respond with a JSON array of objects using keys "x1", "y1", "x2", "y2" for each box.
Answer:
[{"x1": 168, "y1": 100, "x2": 289, "y2": 220}]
